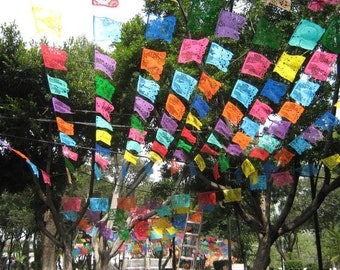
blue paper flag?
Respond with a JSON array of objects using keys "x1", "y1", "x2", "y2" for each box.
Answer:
[
  {"x1": 240, "y1": 117, "x2": 260, "y2": 138},
  {"x1": 205, "y1": 42, "x2": 234, "y2": 72},
  {"x1": 145, "y1": 14, "x2": 176, "y2": 43},
  {"x1": 59, "y1": 132, "x2": 76, "y2": 147},
  {"x1": 314, "y1": 112, "x2": 339, "y2": 131},
  {"x1": 171, "y1": 70, "x2": 197, "y2": 101},
  {"x1": 231, "y1": 79, "x2": 258, "y2": 108},
  {"x1": 191, "y1": 94, "x2": 210, "y2": 118},
  {"x1": 93, "y1": 16, "x2": 122, "y2": 42},
  {"x1": 290, "y1": 79, "x2": 320, "y2": 106},
  {"x1": 96, "y1": 143, "x2": 111, "y2": 156},
  {"x1": 250, "y1": 175, "x2": 267, "y2": 191},
  {"x1": 137, "y1": 75, "x2": 160, "y2": 103},
  {"x1": 26, "y1": 160, "x2": 40, "y2": 178},
  {"x1": 90, "y1": 198, "x2": 109, "y2": 212},
  {"x1": 260, "y1": 78, "x2": 287, "y2": 104},
  {"x1": 289, "y1": 136, "x2": 312, "y2": 155}
]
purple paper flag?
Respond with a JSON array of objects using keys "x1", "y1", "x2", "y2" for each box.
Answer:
[
  {"x1": 215, "y1": 10, "x2": 247, "y2": 40},
  {"x1": 94, "y1": 50, "x2": 117, "y2": 79},
  {"x1": 52, "y1": 97, "x2": 72, "y2": 114},
  {"x1": 160, "y1": 113, "x2": 178, "y2": 134},
  {"x1": 214, "y1": 118, "x2": 233, "y2": 139},
  {"x1": 133, "y1": 96, "x2": 154, "y2": 121},
  {"x1": 173, "y1": 149, "x2": 188, "y2": 162}
]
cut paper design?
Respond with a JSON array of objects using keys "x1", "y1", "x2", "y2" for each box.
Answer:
[
  {"x1": 278, "y1": 101, "x2": 305, "y2": 124},
  {"x1": 290, "y1": 79, "x2": 320, "y2": 106},
  {"x1": 191, "y1": 94, "x2": 210, "y2": 118},
  {"x1": 134, "y1": 220, "x2": 149, "y2": 240},
  {"x1": 128, "y1": 128, "x2": 147, "y2": 144},
  {"x1": 218, "y1": 154, "x2": 230, "y2": 172},
  {"x1": 205, "y1": 42, "x2": 234, "y2": 72},
  {"x1": 40, "y1": 169, "x2": 51, "y2": 185},
  {"x1": 321, "y1": 16, "x2": 340, "y2": 54},
  {"x1": 249, "y1": 99, "x2": 273, "y2": 123},
  {"x1": 222, "y1": 101, "x2": 244, "y2": 126},
  {"x1": 194, "y1": 154, "x2": 206, "y2": 172},
  {"x1": 249, "y1": 148, "x2": 270, "y2": 161},
  {"x1": 197, "y1": 192, "x2": 216, "y2": 205},
  {"x1": 241, "y1": 159, "x2": 256, "y2": 177},
  {"x1": 56, "y1": 117, "x2": 74, "y2": 136},
  {"x1": 141, "y1": 48, "x2": 166, "y2": 81},
  {"x1": 272, "y1": 171, "x2": 294, "y2": 187},
  {"x1": 41, "y1": 45, "x2": 67, "y2": 70},
  {"x1": 273, "y1": 52, "x2": 306, "y2": 82},
  {"x1": 308, "y1": 0, "x2": 340, "y2": 12},
  {"x1": 90, "y1": 198, "x2": 109, "y2": 212},
  {"x1": 126, "y1": 140, "x2": 142, "y2": 154},
  {"x1": 62, "y1": 146, "x2": 78, "y2": 161},
  {"x1": 124, "y1": 151, "x2": 138, "y2": 165},
  {"x1": 304, "y1": 50, "x2": 338, "y2": 81},
  {"x1": 289, "y1": 136, "x2": 312, "y2": 155},
  {"x1": 232, "y1": 132, "x2": 252, "y2": 150},
  {"x1": 93, "y1": 16, "x2": 122, "y2": 42},
  {"x1": 198, "y1": 72, "x2": 222, "y2": 101},
  {"x1": 52, "y1": 97, "x2": 71, "y2": 114},
  {"x1": 240, "y1": 117, "x2": 260, "y2": 138},
  {"x1": 274, "y1": 148, "x2": 295, "y2": 167},
  {"x1": 148, "y1": 151, "x2": 163, "y2": 165},
  {"x1": 174, "y1": 149, "x2": 188, "y2": 162},
  {"x1": 226, "y1": 144, "x2": 243, "y2": 156},
  {"x1": 165, "y1": 93, "x2": 186, "y2": 121},
  {"x1": 223, "y1": 188, "x2": 242, "y2": 202},
  {"x1": 181, "y1": 127, "x2": 197, "y2": 144},
  {"x1": 117, "y1": 197, "x2": 137, "y2": 211},
  {"x1": 32, "y1": 7, "x2": 62, "y2": 39},
  {"x1": 171, "y1": 194, "x2": 190, "y2": 209},
  {"x1": 321, "y1": 154, "x2": 340, "y2": 170},
  {"x1": 131, "y1": 115, "x2": 144, "y2": 132},
  {"x1": 96, "y1": 97, "x2": 114, "y2": 122},
  {"x1": 133, "y1": 96, "x2": 154, "y2": 121},
  {"x1": 260, "y1": 78, "x2": 287, "y2": 104},
  {"x1": 296, "y1": 164, "x2": 319, "y2": 177},
  {"x1": 171, "y1": 70, "x2": 197, "y2": 101},
  {"x1": 96, "y1": 116, "x2": 113, "y2": 132},
  {"x1": 200, "y1": 144, "x2": 218, "y2": 156},
  {"x1": 263, "y1": 0, "x2": 291, "y2": 11},
  {"x1": 96, "y1": 129, "x2": 112, "y2": 146},
  {"x1": 47, "y1": 75, "x2": 69, "y2": 98},
  {"x1": 267, "y1": 119, "x2": 291, "y2": 139},
  {"x1": 288, "y1": 19, "x2": 325, "y2": 50},
  {"x1": 252, "y1": 17, "x2": 284, "y2": 49},
  {"x1": 151, "y1": 141, "x2": 168, "y2": 158},
  {"x1": 59, "y1": 132, "x2": 76, "y2": 147},
  {"x1": 187, "y1": 0, "x2": 224, "y2": 34},
  {"x1": 137, "y1": 76, "x2": 160, "y2": 103},
  {"x1": 177, "y1": 139, "x2": 193, "y2": 153},
  {"x1": 145, "y1": 14, "x2": 176, "y2": 43},
  {"x1": 186, "y1": 112, "x2": 203, "y2": 130},
  {"x1": 62, "y1": 197, "x2": 82, "y2": 212},
  {"x1": 94, "y1": 50, "x2": 116, "y2": 79},
  {"x1": 160, "y1": 113, "x2": 178, "y2": 134},
  {"x1": 178, "y1": 38, "x2": 209, "y2": 64},
  {"x1": 250, "y1": 175, "x2": 267, "y2": 191},
  {"x1": 214, "y1": 118, "x2": 233, "y2": 139},
  {"x1": 301, "y1": 125, "x2": 323, "y2": 143},
  {"x1": 207, "y1": 133, "x2": 223, "y2": 149},
  {"x1": 215, "y1": 10, "x2": 247, "y2": 40},
  {"x1": 156, "y1": 129, "x2": 174, "y2": 148},
  {"x1": 240, "y1": 51, "x2": 271, "y2": 79},
  {"x1": 258, "y1": 134, "x2": 280, "y2": 154},
  {"x1": 95, "y1": 154, "x2": 109, "y2": 170},
  {"x1": 95, "y1": 76, "x2": 116, "y2": 102},
  {"x1": 231, "y1": 80, "x2": 259, "y2": 109},
  {"x1": 92, "y1": 0, "x2": 119, "y2": 8},
  {"x1": 314, "y1": 111, "x2": 339, "y2": 131}
]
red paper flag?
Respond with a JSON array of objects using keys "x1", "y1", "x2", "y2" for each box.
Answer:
[{"x1": 41, "y1": 44, "x2": 67, "y2": 71}]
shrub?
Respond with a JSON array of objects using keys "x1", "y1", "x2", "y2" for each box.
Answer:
[{"x1": 285, "y1": 260, "x2": 304, "y2": 270}]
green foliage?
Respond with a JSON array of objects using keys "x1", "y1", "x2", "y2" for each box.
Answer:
[
  {"x1": 305, "y1": 263, "x2": 318, "y2": 270},
  {"x1": 285, "y1": 260, "x2": 304, "y2": 270}
]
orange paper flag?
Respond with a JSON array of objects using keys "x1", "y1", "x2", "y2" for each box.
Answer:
[
  {"x1": 165, "y1": 93, "x2": 186, "y2": 121},
  {"x1": 56, "y1": 117, "x2": 74, "y2": 136},
  {"x1": 198, "y1": 72, "x2": 222, "y2": 100},
  {"x1": 141, "y1": 48, "x2": 166, "y2": 81},
  {"x1": 278, "y1": 101, "x2": 305, "y2": 124},
  {"x1": 222, "y1": 101, "x2": 244, "y2": 126}
]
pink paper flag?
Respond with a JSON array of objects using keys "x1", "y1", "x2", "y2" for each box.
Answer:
[
  {"x1": 241, "y1": 51, "x2": 271, "y2": 79},
  {"x1": 40, "y1": 169, "x2": 51, "y2": 186},
  {"x1": 272, "y1": 171, "x2": 294, "y2": 187},
  {"x1": 178, "y1": 38, "x2": 209, "y2": 64},
  {"x1": 128, "y1": 128, "x2": 147, "y2": 144},
  {"x1": 304, "y1": 50, "x2": 337, "y2": 81},
  {"x1": 95, "y1": 153, "x2": 109, "y2": 170},
  {"x1": 62, "y1": 145, "x2": 78, "y2": 161},
  {"x1": 96, "y1": 97, "x2": 114, "y2": 122}
]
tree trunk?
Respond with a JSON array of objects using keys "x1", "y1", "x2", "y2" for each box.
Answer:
[
  {"x1": 253, "y1": 234, "x2": 272, "y2": 270},
  {"x1": 63, "y1": 242, "x2": 73, "y2": 270},
  {"x1": 42, "y1": 210, "x2": 56, "y2": 270}
]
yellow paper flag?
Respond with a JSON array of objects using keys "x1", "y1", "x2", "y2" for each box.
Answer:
[
  {"x1": 273, "y1": 52, "x2": 305, "y2": 82},
  {"x1": 32, "y1": 6, "x2": 62, "y2": 39},
  {"x1": 194, "y1": 154, "x2": 206, "y2": 172},
  {"x1": 124, "y1": 151, "x2": 138, "y2": 165},
  {"x1": 148, "y1": 150, "x2": 163, "y2": 164},
  {"x1": 186, "y1": 112, "x2": 203, "y2": 130},
  {"x1": 241, "y1": 158, "x2": 256, "y2": 178},
  {"x1": 96, "y1": 129, "x2": 112, "y2": 146},
  {"x1": 249, "y1": 170, "x2": 258, "y2": 185},
  {"x1": 321, "y1": 154, "x2": 340, "y2": 170},
  {"x1": 223, "y1": 188, "x2": 242, "y2": 203}
]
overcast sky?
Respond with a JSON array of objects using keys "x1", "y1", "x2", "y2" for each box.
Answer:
[{"x1": 0, "y1": 0, "x2": 145, "y2": 44}]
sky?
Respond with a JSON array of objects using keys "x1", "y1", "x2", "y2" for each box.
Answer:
[{"x1": 0, "y1": 0, "x2": 145, "y2": 44}]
